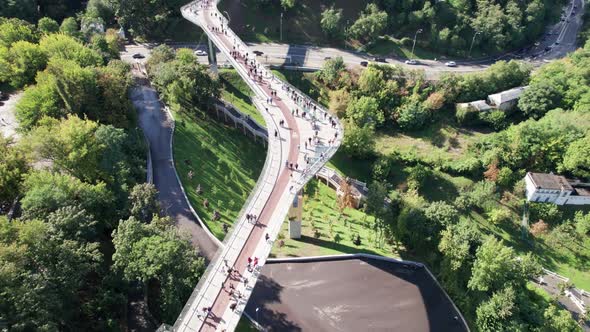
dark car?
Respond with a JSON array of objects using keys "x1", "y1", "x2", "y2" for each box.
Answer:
[
  {"x1": 253, "y1": 50, "x2": 264, "y2": 56},
  {"x1": 360, "y1": 61, "x2": 369, "y2": 67},
  {"x1": 324, "y1": 56, "x2": 332, "y2": 60},
  {"x1": 373, "y1": 57, "x2": 387, "y2": 63},
  {"x1": 132, "y1": 53, "x2": 145, "y2": 59}
]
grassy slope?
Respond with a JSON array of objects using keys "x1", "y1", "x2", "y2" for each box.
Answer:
[
  {"x1": 219, "y1": 69, "x2": 266, "y2": 125},
  {"x1": 173, "y1": 110, "x2": 265, "y2": 240},
  {"x1": 271, "y1": 179, "x2": 399, "y2": 258}
]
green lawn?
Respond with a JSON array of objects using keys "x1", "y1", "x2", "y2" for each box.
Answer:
[
  {"x1": 235, "y1": 317, "x2": 258, "y2": 332},
  {"x1": 173, "y1": 110, "x2": 265, "y2": 240},
  {"x1": 271, "y1": 179, "x2": 400, "y2": 258},
  {"x1": 219, "y1": 69, "x2": 266, "y2": 125}
]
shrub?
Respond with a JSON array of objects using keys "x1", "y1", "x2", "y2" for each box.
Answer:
[
  {"x1": 479, "y1": 110, "x2": 508, "y2": 130},
  {"x1": 456, "y1": 106, "x2": 480, "y2": 125}
]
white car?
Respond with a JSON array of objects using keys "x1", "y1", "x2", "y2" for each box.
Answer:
[
  {"x1": 194, "y1": 50, "x2": 207, "y2": 56},
  {"x1": 445, "y1": 61, "x2": 457, "y2": 67},
  {"x1": 405, "y1": 59, "x2": 418, "y2": 65}
]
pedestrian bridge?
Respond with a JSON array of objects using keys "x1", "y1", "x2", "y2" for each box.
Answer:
[{"x1": 172, "y1": 1, "x2": 343, "y2": 331}]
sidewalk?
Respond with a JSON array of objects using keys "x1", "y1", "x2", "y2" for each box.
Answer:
[{"x1": 173, "y1": 1, "x2": 342, "y2": 331}]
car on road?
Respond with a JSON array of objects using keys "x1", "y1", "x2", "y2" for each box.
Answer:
[
  {"x1": 132, "y1": 53, "x2": 145, "y2": 59},
  {"x1": 405, "y1": 59, "x2": 418, "y2": 65},
  {"x1": 445, "y1": 61, "x2": 457, "y2": 67},
  {"x1": 374, "y1": 57, "x2": 387, "y2": 63},
  {"x1": 324, "y1": 56, "x2": 332, "y2": 60},
  {"x1": 360, "y1": 61, "x2": 369, "y2": 67},
  {"x1": 194, "y1": 50, "x2": 207, "y2": 56},
  {"x1": 253, "y1": 50, "x2": 264, "y2": 56}
]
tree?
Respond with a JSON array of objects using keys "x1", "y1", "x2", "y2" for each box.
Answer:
[
  {"x1": 573, "y1": 211, "x2": 590, "y2": 236},
  {"x1": 439, "y1": 219, "x2": 483, "y2": 271},
  {"x1": 21, "y1": 170, "x2": 113, "y2": 220},
  {"x1": 281, "y1": 0, "x2": 296, "y2": 11},
  {"x1": 341, "y1": 120, "x2": 376, "y2": 158},
  {"x1": 395, "y1": 98, "x2": 430, "y2": 130},
  {"x1": 46, "y1": 205, "x2": 99, "y2": 241},
  {"x1": 320, "y1": 7, "x2": 343, "y2": 38},
  {"x1": 424, "y1": 201, "x2": 459, "y2": 227},
  {"x1": 560, "y1": 135, "x2": 590, "y2": 178},
  {"x1": 0, "y1": 0, "x2": 37, "y2": 22},
  {"x1": 37, "y1": 17, "x2": 59, "y2": 34},
  {"x1": 346, "y1": 96, "x2": 384, "y2": 126},
  {"x1": 112, "y1": 217, "x2": 205, "y2": 322},
  {"x1": 543, "y1": 303, "x2": 583, "y2": 332},
  {"x1": 0, "y1": 136, "x2": 29, "y2": 211},
  {"x1": 39, "y1": 34, "x2": 103, "y2": 67},
  {"x1": 60, "y1": 17, "x2": 79, "y2": 36},
  {"x1": 530, "y1": 220, "x2": 549, "y2": 237},
  {"x1": 15, "y1": 74, "x2": 64, "y2": 130},
  {"x1": 96, "y1": 60, "x2": 133, "y2": 127},
  {"x1": 0, "y1": 18, "x2": 37, "y2": 48},
  {"x1": 316, "y1": 56, "x2": 345, "y2": 87},
  {"x1": 468, "y1": 237, "x2": 540, "y2": 292},
  {"x1": 129, "y1": 183, "x2": 160, "y2": 223},
  {"x1": 348, "y1": 4, "x2": 388, "y2": 44},
  {"x1": 4, "y1": 41, "x2": 47, "y2": 88},
  {"x1": 358, "y1": 66, "x2": 385, "y2": 97},
  {"x1": 475, "y1": 286, "x2": 518, "y2": 332},
  {"x1": 405, "y1": 164, "x2": 432, "y2": 191},
  {"x1": 147, "y1": 44, "x2": 175, "y2": 69},
  {"x1": 329, "y1": 89, "x2": 350, "y2": 118},
  {"x1": 518, "y1": 82, "x2": 561, "y2": 119}
]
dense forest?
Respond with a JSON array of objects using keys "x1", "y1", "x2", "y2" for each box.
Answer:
[{"x1": 0, "y1": 11, "x2": 206, "y2": 331}]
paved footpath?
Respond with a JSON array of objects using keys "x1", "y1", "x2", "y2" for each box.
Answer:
[{"x1": 173, "y1": 1, "x2": 343, "y2": 331}]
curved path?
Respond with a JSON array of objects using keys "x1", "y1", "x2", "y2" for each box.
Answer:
[
  {"x1": 172, "y1": 1, "x2": 343, "y2": 331},
  {"x1": 131, "y1": 78, "x2": 220, "y2": 260}
]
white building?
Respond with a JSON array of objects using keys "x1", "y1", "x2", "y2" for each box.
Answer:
[
  {"x1": 456, "y1": 100, "x2": 493, "y2": 112},
  {"x1": 487, "y1": 86, "x2": 527, "y2": 111},
  {"x1": 525, "y1": 172, "x2": 590, "y2": 205}
]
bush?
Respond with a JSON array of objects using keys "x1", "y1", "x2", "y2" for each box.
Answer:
[
  {"x1": 372, "y1": 156, "x2": 392, "y2": 182},
  {"x1": 456, "y1": 106, "x2": 480, "y2": 125},
  {"x1": 479, "y1": 110, "x2": 508, "y2": 130},
  {"x1": 487, "y1": 208, "x2": 512, "y2": 224},
  {"x1": 396, "y1": 99, "x2": 431, "y2": 130},
  {"x1": 442, "y1": 156, "x2": 483, "y2": 177}
]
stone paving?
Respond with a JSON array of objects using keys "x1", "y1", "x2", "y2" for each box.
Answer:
[{"x1": 173, "y1": 1, "x2": 342, "y2": 331}]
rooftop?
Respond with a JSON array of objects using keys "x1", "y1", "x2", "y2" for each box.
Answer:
[
  {"x1": 528, "y1": 172, "x2": 574, "y2": 191},
  {"x1": 245, "y1": 257, "x2": 468, "y2": 332},
  {"x1": 488, "y1": 86, "x2": 527, "y2": 105}
]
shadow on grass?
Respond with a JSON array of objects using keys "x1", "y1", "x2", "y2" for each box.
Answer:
[{"x1": 296, "y1": 234, "x2": 383, "y2": 256}]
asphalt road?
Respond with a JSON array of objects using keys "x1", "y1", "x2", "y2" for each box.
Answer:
[
  {"x1": 125, "y1": 0, "x2": 585, "y2": 79},
  {"x1": 129, "y1": 71, "x2": 219, "y2": 261},
  {"x1": 245, "y1": 257, "x2": 468, "y2": 332}
]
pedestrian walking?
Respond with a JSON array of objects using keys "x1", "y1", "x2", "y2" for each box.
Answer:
[{"x1": 265, "y1": 233, "x2": 270, "y2": 241}]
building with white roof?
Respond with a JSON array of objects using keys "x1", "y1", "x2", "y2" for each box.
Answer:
[
  {"x1": 525, "y1": 172, "x2": 590, "y2": 205},
  {"x1": 487, "y1": 86, "x2": 527, "y2": 111}
]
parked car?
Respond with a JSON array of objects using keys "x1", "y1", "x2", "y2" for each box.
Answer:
[
  {"x1": 405, "y1": 59, "x2": 418, "y2": 65},
  {"x1": 373, "y1": 57, "x2": 386, "y2": 63},
  {"x1": 194, "y1": 50, "x2": 207, "y2": 56},
  {"x1": 445, "y1": 61, "x2": 457, "y2": 67},
  {"x1": 360, "y1": 61, "x2": 369, "y2": 67},
  {"x1": 132, "y1": 53, "x2": 145, "y2": 59}
]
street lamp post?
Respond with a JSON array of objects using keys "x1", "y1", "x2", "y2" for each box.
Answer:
[
  {"x1": 411, "y1": 29, "x2": 423, "y2": 59},
  {"x1": 223, "y1": 10, "x2": 231, "y2": 25},
  {"x1": 469, "y1": 31, "x2": 481, "y2": 58},
  {"x1": 280, "y1": 13, "x2": 283, "y2": 41},
  {"x1": 256, "y1": 307, "x2": 260, "y2": 325}
]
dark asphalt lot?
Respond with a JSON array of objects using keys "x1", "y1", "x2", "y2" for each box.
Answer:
[{"x1": 245, "y1": 257, "x2": 468, "y2": 332}]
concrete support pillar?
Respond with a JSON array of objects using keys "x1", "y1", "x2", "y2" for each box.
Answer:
[
  {"x1": 207, "y1": 36, "x2": 218, "y2": 75},
  {"x1": 288, "y1": 192, "x2": 304, "y2": 239}
]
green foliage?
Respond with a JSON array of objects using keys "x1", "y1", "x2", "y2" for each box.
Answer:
[
  {"x1": 395, "y1": 97, "x2": 430, "y2": 130},
  {"x1": 2, "y1": 41, "x2": 47, "y2": 88},
  {"x1": 348, "y1": 4, "x2": 387, "y2": 44},
  {"x1": 0, "y1": 18, "x2": 37, "y2": 48},
  {"x1": 21, "y1": 170, "x2": 113, "y2": 220},
  {"x1": 281, "y1": 0, "x2": 296, "y2": 11},
  {"x1": 112, "y1": 217, "x2": 205, "y2": 323},
  {"x1": 468, "y1": 237, "x2": 540, "y2": 292},
  {"x1": 113, "y1": 0, "x2": 187, "y2": 38},
  {"x1": 347, "y1": 95, "x2": 383, "y2": 126},
  {"x1": 60, "y1": 17, "x2": 79, "y2": 37},
  {"x1": 37, "y1": 17, "x2": 59, "y2": 34},
  {"x1": 0, "y1": 136, "x2": 29, "y2": 210},
  {"x1": 149, "y1": 48, "x2": 220, "y2": 111},
  {"x1": 560, "y1": 135, "x2": 590, "y2": 178},
  {"x1": 39, "y1": 34, "x2": 103, "y2": 67},
  {"x1": 405, "y1": 163, "x2": 432, "y2": 191},
  {"x1": 475, "y1": 286, "x2": 518, "y2": 332},
  {"x1": 129, "y1": 183, "x2": 160, "y2": 223},
  {"x1": 424, "y1": 201, "x2": 459, "y2": 227},
  {"x1": 543, "y1": 303, "x2": 583, "y2": 332},
  {"x1": 316, "y1": 56, "x2": 345, "y2": 87},
  {"x1": 341, "y1": 120, "x2": 376, "y2": 158},
  {"x1": 518, "y1": 82, "x2": 561, "y2": 119},
  {"x1": 320, "y1": 7, "x2": 343, "y2": 38}
]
